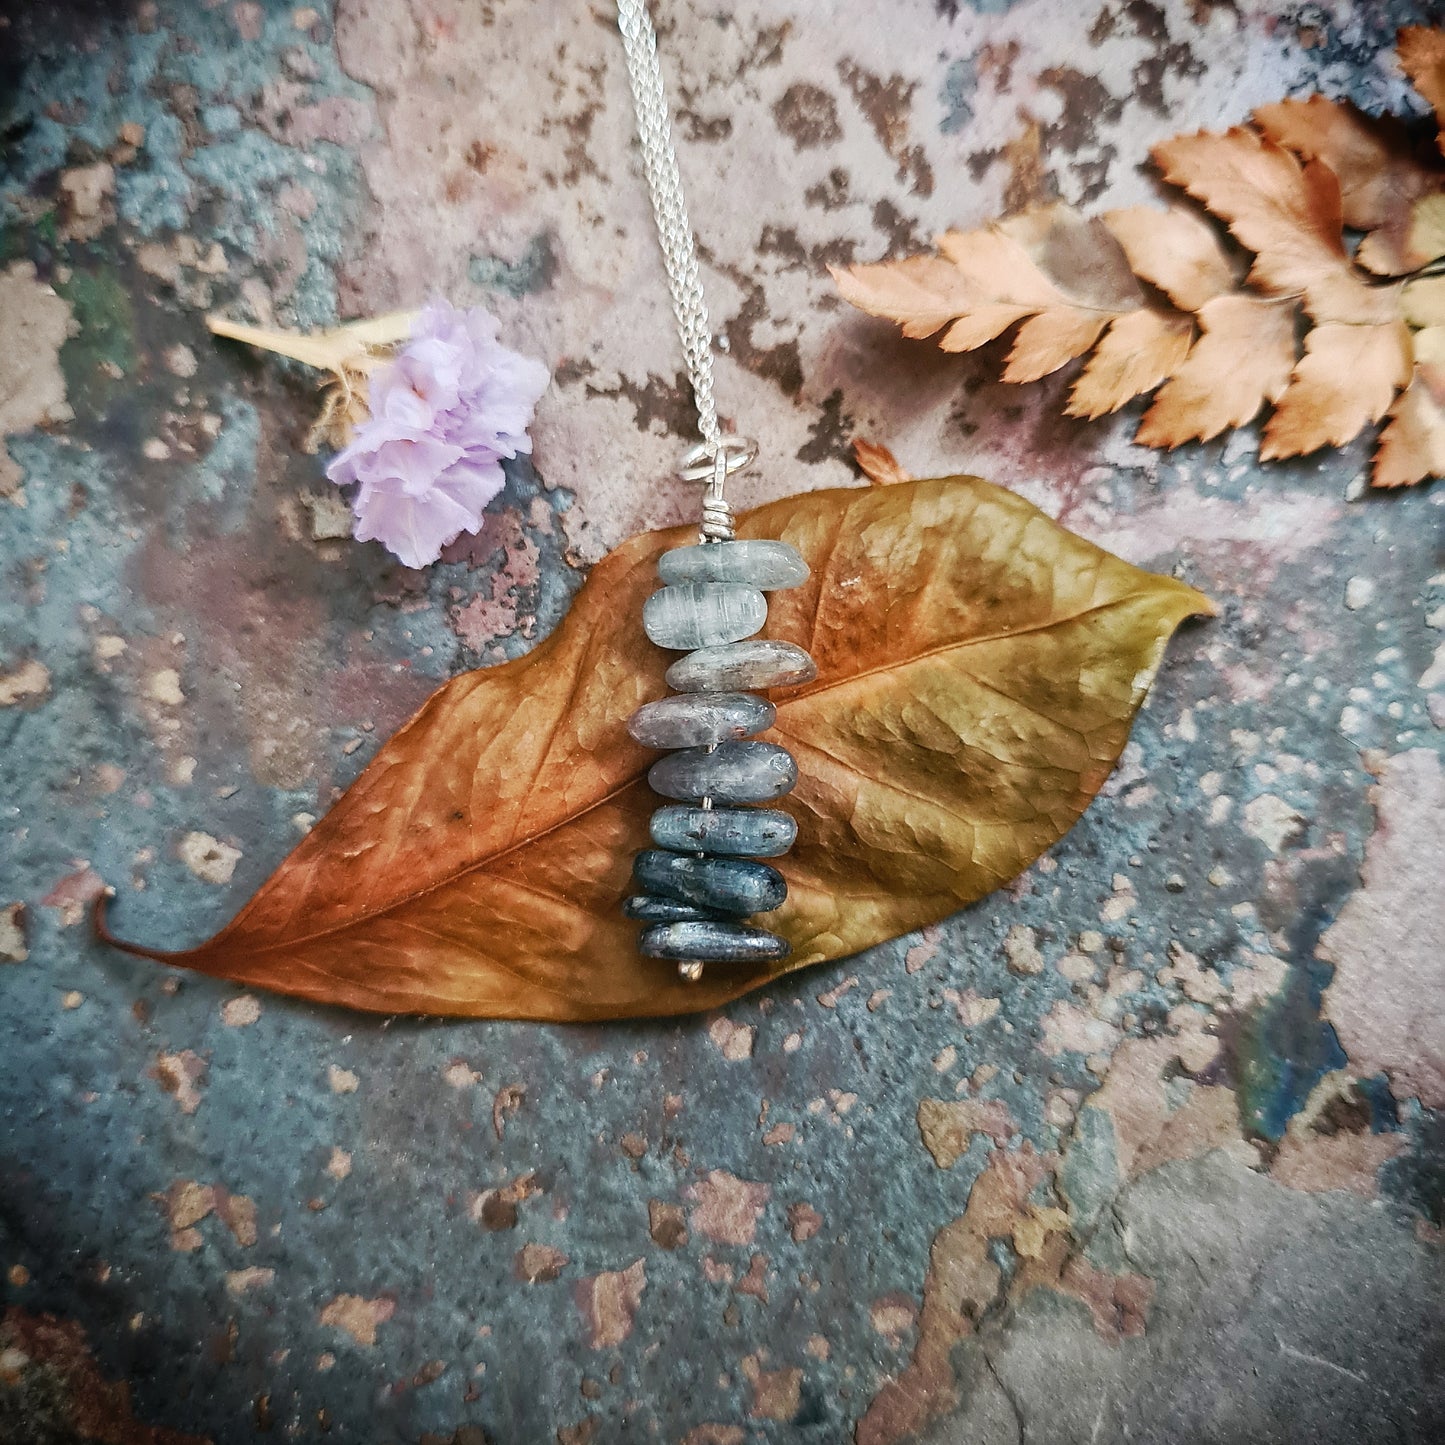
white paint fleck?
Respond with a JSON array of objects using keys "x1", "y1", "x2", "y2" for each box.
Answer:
[
  {"x1": 163, "y1": 344, "x2": 198, "y2": 378},
  {"x1": 0, "y1": 904, "x2": 28, "y2": 963},
  {"x1": 221, "y1": 994, "x2": 261, "y2": 1027},
  {"x1": 1344, "y1": 577, "x2": 1375, "y2": 610},
  {"x1": 707, "y1": 1016, "x2": 756, "y2": 1061},
  {"x1": 0, "y1": 659, "x2": 50, "y2": 707},
  {"x1": 179, "y1": 831, "x2": 241, "y2": 884},
  {"x1": 0, "y1": 261, "x2": 73, "y2": 499},
  {"x1": 146, "y1": 668, "x2": 185, "y2": 706},
  {"x1": 1243, "y1": 794, "x2": 1303, "y2": 852},
  {"x1": 1420, "y1": 641, "x2": 1445, "y2": 692},
  {"x1": 442, "y1": 1060, "x2": 481, "y2": 1089},
  {"x1": 1002, "y1": 924, "x2": 1044, "y2": 975}
]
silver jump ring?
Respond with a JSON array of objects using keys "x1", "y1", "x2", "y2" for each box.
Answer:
[{"x1": 676, "y1": 436, "x2": 757, "y2": 483}]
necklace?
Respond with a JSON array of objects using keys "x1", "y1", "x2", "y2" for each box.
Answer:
[{"x1": 614, "y1": 0, "x2": 817, "y2": 984}]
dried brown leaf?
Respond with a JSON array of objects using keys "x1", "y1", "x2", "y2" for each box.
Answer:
[
  {"x1": 933, "y1": 225, "x2": 1071, "y2": 310},
  {"x1": 1002, "y1": 308, "x2": 1109, "y2": 384},
  {"x1": 1067, "y1": 309, "x2": 1194, "y2": 420},
  {"x1": 1254, "y1": 96, "x2": 1445, "y2": 277},
  {"x1": 1375, "y1": 372, "x2": 1445, "y2": 487},
  {"x1": 836, "y1": 205, "x2": 1149, "y2": 382},
  {"x1": 991, "y1": 205, "x2": 1146, "y2": 312},
  {"x1": 97, "y1": 478, "x2": 1211, "y2": 1020},
  {"x1": 1398, "y1": 26, "x2": 1445, "y2": 154},
  {"x1": 830, "y1": 256, "x2": 985, "y2": 341},
  {"x1": 1102, "y1": 206, "x2": 1236, "y2": 312},
  {"x1": 1253, "y1": 97, "x2": 1437, "y2": 228},
  {"x1": 1136, "y1": 295, "x2": 1297, "y2": 446},
  {"x1": 938, "y1": 304, "x2": 1035, "y2": 353},
  {"x1": 1152, "y1": 127, "x2": 1397, "y2": 324},
  {"x1": 1261, "y1": 320, "x2": 1412, "y2": 458},
  {"x1": 945, "y1": 206, "x2": 1145, "y2": 379},
  {"x1": 1416, "y1": 319, "x2": 1445, "y2": 391},
  {"x1": 1396, "y1": 192, "x2": 1445, "y2": 273},
  {"x1": 1374, "y1": 326, "x2": 1445, "y2": 488},
  {"x1": 1401, "y1": 274, "x2": 1445, "y2": 328},
  {"x1": 851, "y1": 439, "x2": 914, "y2": 487}
]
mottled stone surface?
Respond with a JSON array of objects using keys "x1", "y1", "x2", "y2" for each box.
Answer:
[{"x1": 1, "y1": 2, "x2": 1442, "y2": 1444}]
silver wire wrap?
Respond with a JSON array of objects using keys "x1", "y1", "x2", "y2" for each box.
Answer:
[{"x1": 616, "y1": 0, "x2": 754, "y2": 542}]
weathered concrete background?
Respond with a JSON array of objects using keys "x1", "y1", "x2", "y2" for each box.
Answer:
[{"x1": 1, "y1": 1, "x2": 1442, "y2": 1442}]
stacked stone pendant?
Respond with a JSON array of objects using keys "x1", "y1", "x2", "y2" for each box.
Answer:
[{"x1": 625, "y1": 539, "x2": 815, "y2": 979}]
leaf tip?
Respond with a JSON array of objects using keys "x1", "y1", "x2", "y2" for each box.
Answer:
[
  {"x1": 92, "y1": 888, "x2": 181, "y2": 964},
  {"x1": 1192, "y1": 587, "x2": 1224, "y2": 619},
  {"x1": 851, "y1": 438, "x2": 914, "y2": 486}
]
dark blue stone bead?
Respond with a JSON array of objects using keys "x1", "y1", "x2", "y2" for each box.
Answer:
[
  {"x1": 621, "y1": 895, "x2": 721, "y2": 923},
  {"x1": 632, "y1": 849, "x2": 786, "y2": 916},
  {"x1": 647, "y1": 740, "x2": 797, "y2": 804},
  {"x1": 639, "y1": 920, "x2": 792, "y2": 963},
  {"x1": 627, "y1": 691, "x2": 775, "y2": 749},
  {"x1": 650, "y1": 805, "x2": 797, "y2": 858}
]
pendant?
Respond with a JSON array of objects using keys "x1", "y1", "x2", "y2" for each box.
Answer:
[{"x1": 622, "y1": 442, "x2": 816, "y2": 982}]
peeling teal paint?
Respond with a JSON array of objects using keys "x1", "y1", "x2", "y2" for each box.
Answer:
[
  {"x1": 1235, "y1": 965, "x2": 1350, "y2": 1142},
  {"x1": 469, "y1": 234, "x2": 560, "y2": 299}
]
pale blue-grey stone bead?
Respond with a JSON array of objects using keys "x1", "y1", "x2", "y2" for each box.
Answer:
[
  {"x1": 648, "y1": 741, "x2": 798, "y2": 805},
  {"x1": 665, "y1": 639, "x2": 817, "y2": 693},
  {"x1": 658, "y1": 539, "x2": 810, "y2": 590},
  {"x1": 622, "y1": 894, "x2": 722, "y2": 923},
  {"x1": 642, "y1": 583, "x2": 766, "y2": 651},
  {"x1": 651, "y1": 805, "x2": 797, "y2": 858},
  {"x1": 632, "y1": 849, "x2": 787, "y2": 916},
  {"x1": 626, "y1": 691, "x2": 775, "y2": 749},
  {"x1": 639, "y1": 920, "x2": 791, "y2": 963}
]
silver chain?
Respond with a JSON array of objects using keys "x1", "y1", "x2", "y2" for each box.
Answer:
[{"x1": 616, "y1": 0, "x2": 755, "y2": 540}]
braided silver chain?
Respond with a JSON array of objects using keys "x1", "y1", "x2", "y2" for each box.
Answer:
[{"x1": 616, "y1": 0, "x2": 754, "y2": 539}]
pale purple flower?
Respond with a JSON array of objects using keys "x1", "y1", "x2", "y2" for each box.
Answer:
[{"x1": 326, "y1": 300, "x2": 549, "y2": 568}]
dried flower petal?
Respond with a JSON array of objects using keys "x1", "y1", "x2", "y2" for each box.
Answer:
[{"x1": 326, "y1": 300, "x2": 549, "y2": 568}]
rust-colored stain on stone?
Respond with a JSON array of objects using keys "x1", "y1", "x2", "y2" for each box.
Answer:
[
  {"x1": 514, "y1": 1242, "x2": 568, "y2": 1284},
  {"x1": 740, "y1": 1352, "x2": 803, "y2": 1422},
  {"x1": 318, "y1": 1294, "x2": 395, "y2": 1348},
  {"x1": 648, "y1": 1200, "x2": 688, "y2": 1250},
  {"x1": 574, "y1": 1259, "x2": 646, "y2": 1348},
  {"x1": 916, "y1": 1097, "x2": 1018, "y2": 1166},
  {"x1": 686, "y1": 1171, "x2": 771, "y2": 1247}
]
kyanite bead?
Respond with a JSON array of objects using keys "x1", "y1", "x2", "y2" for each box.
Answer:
[
  {"x1": 642, "y1": 583, "x2": 766, "y2": 651},
  {"x1": 622, "y1": 895, "x2": 722, "y2": 923},
  {"x1": 651, "y1": 805, "x2": 797, "y2": 858},
  {"x1": 639, "y1": 920, "x2": 792, "y2": 963},
  {"x1": 665, "y1": 639, "x2": 817, "y2": 693},
  {"x1": 658, "y1": 539, "x2": 810, "y2": 590},
  {"x1": 627, "y1": 691, "x2": 775, "y2": 749},
  {"x1": 633, "y1": 850, "x2": 787, "y2": 916},
  {"x1": 648, "y1": 740, "x2": 797, "y2": 805}
]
